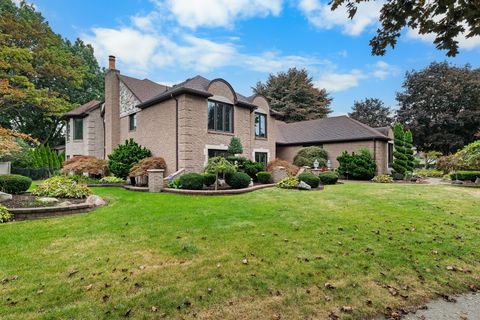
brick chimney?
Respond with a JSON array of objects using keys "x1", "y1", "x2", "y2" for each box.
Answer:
[
  {"x1": 104, "y1": 55, "x2": 120, "y2": 157},
  {"x1": 108, "y1": 55, "x2": 116, "y2": 70}
]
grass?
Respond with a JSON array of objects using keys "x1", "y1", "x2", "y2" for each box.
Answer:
[{"x1": 1, "y1": 183, "x2": 479, "y2": 319}]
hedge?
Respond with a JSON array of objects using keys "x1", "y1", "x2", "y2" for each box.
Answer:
[
  {"x1": 203, "y1": 173, "x2": 216, "y2": 187},
  {"x1": 450, "y1": 171, "x2": 480, "y2": 182},
  {"x1": 179, "y1": 173, "x2": 204, "y2": 190},
  {"x1": 318, "y1": 171, "x2": 339, "y2": 185},
  {"x1": 297, "y1": 172, "x2": 320, "y2": 188},
  {"x1": 256, "y1": 171, "x2": 272, "y2": 184},
  {"x1": 227, "y1": 172, "x2": 251, "y2": 189},
  {"x1": 0, "y1": 174, "x2": 32, "y2": 194}
]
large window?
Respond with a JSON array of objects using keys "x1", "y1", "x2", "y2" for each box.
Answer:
[
  {"x1": 208, "y1": 100, "x2": 233, "y2": 133},
  {"x1": 73, "y1": 118, "x2": 83, "y2": 140},
  {"x1": 208, "y1": 149, "x2": 228, "y2": 158},
  {"x1": 388, "y1": 143, "x2": 394, "y2": 167},
  {"x1": 255, "y1": 113, "x2": 267, "y2": 138},
  {"x1": 129, "y1": 113, "x2": 137, "y2": 131},
  {"x1": 255, "y1": 152, "x2": 268, "y2": 166}
]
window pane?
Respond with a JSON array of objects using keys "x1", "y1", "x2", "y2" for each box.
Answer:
[
  {"x1": 208, "y1": 101, "x2": 215, "y2": 130},
  {"x1": 73, "y1": 119, "x2": 83, "y2": 140},
  {"x1": 225, "y1": 105, "x2": 233, "y2": 132},
  {"x1": 216, "y1": 103, "x2": 224, "y2": 131},
  {"x1": 129, "y1": 114, "x2": 136, "y2": 130},
  {"x1": 255, "y1": 114, "x2": 260, "y2": 136},
  {"x1": 255, "y1": 152, "x2": 267, "y2": 166},
  {"x1": 255, "y1": 113, "x2": 266, "y2": 137},
  {"x1": 260, "y1": 114, "x2": 266, "y2": 137}
]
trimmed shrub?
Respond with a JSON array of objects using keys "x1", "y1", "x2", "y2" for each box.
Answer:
[
  {"x1": 225, "y1": 156, "x2": 248, "y2": 167},
  {"x1": 33, "y1": 176, "x2": 92, "y2": 198},
  {"x1": 318, "y1": 171, "x2": 339, "y2": 185},
  {"x1": 0, "y1": 205, "x2": 13, "y2": 223},
  {"x1": 61, "y1": 156, "x2": 108, "y2": 176},
  {"x1": 372, "y1": 174, "x2": 393, "y2": 183},
  {"x1": 168, "y1": 178, "x2": 182, "y2": 189},
  {"x1": 297, "y1": 172, "x2": 320, "y2": 188},
  {"x1": 277, "y1": 177, "x2": 299, "y2": 189},
  {"x1": 256, "y1": 171, "x2": 272, "y2": 184},
  {"x1": 415, "y1": 169, "x2": 444, "y2": 178},
  {"x1": 450, "y1": 171, "x2": 480, "y2": 182},
  {"x1": 293, "y1": 146, "x2": 328, "y2": 167},
  {"x1": 129, "y1": 157, "x2": 167, "y2": 177},
  {"x1": 0, "y1": 174, "x2": 32, "y2": 194},
  {"x1": 336, "y1": 149, "x2": 376, "y2": 180},
  {"x1": 227, "y1": 172, "x2": 251, "y2": 189},
  {"x1": 267, "y1": 159, "x2": 299, "y2": 176},
  {"x1": 243, "y1": 161, "x2": 265, "y2": 179},
  {"x1": 108, "y1": 139, "x2": 152, "y2": 178},
  {"x1": 179, "y1": 173, "x2": 204, "y2": 190},
  {"x1": 99, "y1": 176, "x2": 125, "y2": 184},
  {"x1": 203, "y1": 173, "x2": 216, "y2": 187},
  {"x1": 228, "y1": 136, "x2": 243, "y2": 155}
]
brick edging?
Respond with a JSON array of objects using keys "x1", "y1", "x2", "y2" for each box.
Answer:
[
  {"x1": 9, "y1": 203, "x2": 95, "y2": 221},
  {"x1": 163, "y1": 184, "x2": 276, "y2": 196}
]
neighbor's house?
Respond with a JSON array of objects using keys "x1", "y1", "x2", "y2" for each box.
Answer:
[{"x1": 64, "y1": 55, "x2": 393, "y2": 175}]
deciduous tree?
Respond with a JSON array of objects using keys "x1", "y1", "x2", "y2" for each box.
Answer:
[{"x1": 348, "y1": 98, "x2": 392, "y2": 127}]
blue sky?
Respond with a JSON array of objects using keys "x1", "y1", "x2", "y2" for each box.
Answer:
[{"x1": 26, "y1": 0, "x2": 480, "y2": 115}]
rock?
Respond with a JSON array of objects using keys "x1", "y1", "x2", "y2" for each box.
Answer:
[
  {"x1": 37, "y1": 197, "x2": 59, "y2": 204},
  {"x1": 475, "y1": 177, "x2": 480, "y2": 184},
  {"x1": 297, "y1": 181, "x2": 311, "y2": 190},
  {"x1": 0, "y1": 191, "x2": 12, "y2": 202},
  {"x1": 86, "y1": 195, "x2": 106, "y2": 207},
  {"x1": 58, "y1": 201, "x2": 72, "y2": 207}
]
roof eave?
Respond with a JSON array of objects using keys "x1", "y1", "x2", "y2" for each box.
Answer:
[
  {"x1": 276, "y1": 136, "x2": 391, "y2": 146},
  {"x1": 137, "y1": 88, "x2": 213, "y2": 109}
]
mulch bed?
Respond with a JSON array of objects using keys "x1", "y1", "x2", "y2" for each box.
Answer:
[{"x1": 2, "y1": 193, "x2": 85, "y2": 209}]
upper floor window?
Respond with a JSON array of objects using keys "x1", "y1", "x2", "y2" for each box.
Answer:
[
  {"x1": 255, "y1": 113, "x2": 267, "y2": 138},
  {"x1": 208, "y1": 100, "x2": 233, "y2": 133},
  {"x1": 129, "y1": 113, "x2": 137, "y2": 131},
  {"x1": 73, "y1": 118, "x2": 83, "y2": 140}
]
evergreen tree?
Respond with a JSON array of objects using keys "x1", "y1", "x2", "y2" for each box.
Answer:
[
  {"x1": 392, "y1": 123, "x2": 408, "y2": 175},
  {"x1": 404, "y1": 130, "x2": 415, "y2": 172},
  {"x1": 228, "y1": 137, "x2": 243, "y2": 155},
  {"x1": 254, "y1": 68, "x2": 332, "y2": 122}
]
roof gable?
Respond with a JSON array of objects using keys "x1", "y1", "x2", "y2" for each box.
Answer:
[
  {"x1": 64, "y1": 100, "x2": 102, "y2": 118},
  {"x1": 119, "y1": 75, "x2": 169, "y2": 103}
]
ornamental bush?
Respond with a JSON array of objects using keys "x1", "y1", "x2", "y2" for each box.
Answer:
[
  {"x1": 0, "y1": 174, "x2": 32, "y2": 194},
  {"x1": 99, "y1": 176, "x2": 125, "y2": 184},
  {"x1": 33, "y1": 176, "x2": 92, "y2": 198},
  {"x1": 318, "y1": 171, "x2": 339, "y2": 185},
  {"x1": 243, "y1": 160, "x2": 265, "y2": 179},
  {"x1": 297, "y1": 172, "x2": 320, "y2": 188},
  {"x1": 450, "y1": 171, "x2": 480, "y2": 182},
  {"x1": 179, "y1": 173, "x2": 204, "y2": 190},
  {"x1": 415, "y1": 169, "x2": 444, "y2": 178},
  {"x1": 61, "y1": 156, "x2": 108, "y2": 176},
  {"x1": 0, "y1": 205, "x2": 13, "y2": 223},
  {"x1": 277, "y1": 177, "x2": 299, "y2": 189},
  {"x1": 128, "y1": 157, "x2": 167, "y2": 177},
  {"x1": 256, "y1": 171, "x2": 272, "y2": 184},
  {"x1": 227, "y1": 172, "x2": 251, "y2": 189},
  {"x1": 203, "y1": 173, "x2": 216, "y2": 187},
  {"x1": 108, "y1": 139, "x2": 152, "y2": 178},
  {"x1": 455, "y1": 140, "x2": 480, "y2": 170},
  {"x1": 372, "y1": 174, "x2": 393, "y2": 183},
  {"x1": 267, "y1": 159, "x2": 299, "y2": 176},
  {"x1": 336, "y1": 149, "x2": 376, "y2": 180},
  {"x1": 293, "y1": 146, "x2": 328, "y2": 167}
]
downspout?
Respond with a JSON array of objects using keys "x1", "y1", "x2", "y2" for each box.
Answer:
[{"x1": 172, "y1": 95, "x2": 179, "y2": 171}]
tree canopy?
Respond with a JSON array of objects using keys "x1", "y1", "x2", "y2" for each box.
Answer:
[
  {"x1": 0, "y1": 0, "x2": 104, "y2": 146},
  {"x1": 254, "y1": 68, "x2": 332, "y2": 122},
  {"x1": 396, "y1": 61, "x2": 480, "y2": 154},
  {"x1": 330, "y1": 0, "x2": 480, "y2": 57},
  {"x1": 348, "y1": 98, "x2": 393, "y2": 127}
]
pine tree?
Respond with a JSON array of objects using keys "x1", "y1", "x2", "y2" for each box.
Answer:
[
  {"x1": 392, "y1": 123, "x2": 408, "y2": 175},
  {"x1": 228, "y1": 137, "x2": 243, "y2": 155}
]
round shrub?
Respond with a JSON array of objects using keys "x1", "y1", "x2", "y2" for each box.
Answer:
[
  {"x1": 179, "y1": 173, "x2": 204, "y2": 190},
  {"x1": 0, "y1": 205, "x2": 13, "y2": 223},
  {"x1": 108, "y1": 139, "x2": 152, "y2": 178},
  {"x1": 33, "y1": 176, "x2": 91, "y2": 198},
  {"x1": 203, "y1": 173, "x2": 216, "y2": 187},
  {"x1": 318, "y1": 171, "x2": 338, "y2": 185},
  {"x1": 243, "y1": 161, "x2": 265, "y2": 179},
  {"x1": 61, "y1": 156, "x2": 108, "y2": 176},
  {"x1": 372, "y1": 174, "x2": 393, "y2": 183},
  {"x1": 293, "y1": 146, "x2": 328, "y2": 167},
  {"x1": 256, "y1": 171, "x2": 272, "y2": 184},
  {"x1": 129, "y1": 157, "x2": 167, "y2": 177},
  {"x1": 227, "y1": 172, "x2": 251, "y2": 189},
  {"x1": 0, "y1": 174, "x2": 32, "y2": 194},
  {"x1": 297, "y1": 172, "x2": 320, "y2": 188}
]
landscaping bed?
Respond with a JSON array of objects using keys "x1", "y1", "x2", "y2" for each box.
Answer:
[{"x1": 2, "y1": 193, "x2": 85, "y2": 209}]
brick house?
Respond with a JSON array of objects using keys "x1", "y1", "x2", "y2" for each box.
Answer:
[{"x1": 64, "y1": 56, "x2": 393, "y2": 175}]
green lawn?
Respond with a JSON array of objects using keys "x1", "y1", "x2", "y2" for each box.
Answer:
[{"x1": 1, "y1": 183, "x2": 479, "y2": 319}]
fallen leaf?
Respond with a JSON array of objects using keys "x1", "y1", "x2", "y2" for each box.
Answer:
[
  {"x1": 242, "y1": 258, "x2": 248, "y2": 265},
  {"x1": 341, "y1": 306, "x2": 353, "y2": 313},
  {"x1": 151, "y1": 306, "x2": 158, "y2": 312},
  {"x1": 85, "y1": 284, "x2": 93, "y2": 291},
  {"x1": 324, "y1": 282, "x2": 336, "y2": 290}
]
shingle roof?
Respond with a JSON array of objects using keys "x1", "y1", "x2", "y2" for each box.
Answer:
[
  {"x1": 64, "y1": 100, "x2": 102, "y2": 118},
  {"x1": 119, "y1": 75, "x2": 169, "y2": 103},
  {"x1": 137, "y1": 75, "x2": 257, "y2": 109},
  {"x1": 276, "y1": 116, "x2": 390, "y2": 145}
]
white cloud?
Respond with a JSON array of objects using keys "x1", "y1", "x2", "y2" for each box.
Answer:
[
  {"x1": 162, "y1": 0, "x2": 282, "y2": 29},
  {"x1": 299, "y1": 0, "x2": 382, "y2": 36},
  {"x1": 314, "y1": 70, "x2": 366, "y2": 92},
  {"x1": 371, "y1": 61, "x2": 399, "y2": 80},
  {"x1": 406, "y1": 28, "x2": 480, "y2": 50}
]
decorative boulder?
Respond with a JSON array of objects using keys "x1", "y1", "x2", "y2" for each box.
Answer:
[
  {"x1": 86, "y1": 195, "x2": 106, "y2": 207},
  {"x1": 476, "y1": 177, "x2": 480, "y2": 184},
  {"x1": 37, "y1": 197, "x2": 59, "y2": 204},
  {"x1": 271, "y1": 166, "x2": 288, "y2": 183},
  {"x1": 0, "y1": 192, "x2": 12, "y2": 202},
  {"x1": 298, "y1": 180, "x2": 312, "y2": 190}
]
